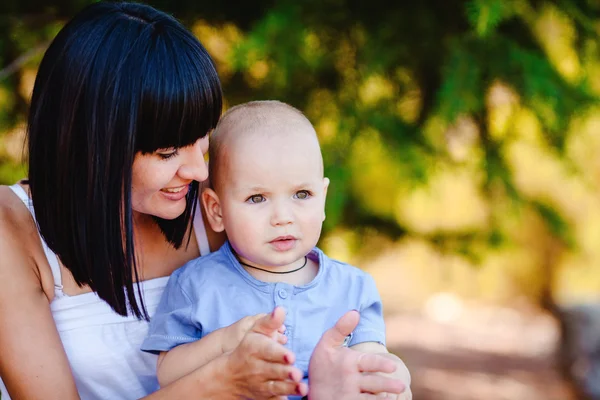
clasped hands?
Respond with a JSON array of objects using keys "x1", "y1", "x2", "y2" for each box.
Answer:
[{"x1": 223, "y1": 307, "x2": 408, "y2": 400}]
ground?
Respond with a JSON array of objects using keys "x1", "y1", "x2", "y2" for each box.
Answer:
[{"x1": 385, "y1": 297, "x2": 576, "y2": 399}]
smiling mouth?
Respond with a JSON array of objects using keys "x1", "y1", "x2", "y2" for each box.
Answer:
[{"x1": 161, "y1": 185, "x2": 187, "y2": 193}]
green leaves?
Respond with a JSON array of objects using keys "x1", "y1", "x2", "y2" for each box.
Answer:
[
  {"x1": 1, "y1": 0, "x2": 599, "y2": 288},
  {"x1": 465, "y1": 0, "x2": 513, "y2": 38},
  {"x1": 437, "y1": 42, "x2": 484, "y2": 122}
]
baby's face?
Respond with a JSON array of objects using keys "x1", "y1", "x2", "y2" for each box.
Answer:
[{"x1": 218, "y1": 125, "x2": 329, "y2": 269}]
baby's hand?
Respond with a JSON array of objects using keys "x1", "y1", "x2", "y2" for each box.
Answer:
[{"x1": 223, "y1": 313, "x2": 287, "y2": 353}]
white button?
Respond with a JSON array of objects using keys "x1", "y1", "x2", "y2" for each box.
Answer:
[{"x1": 278, "y1": 289, "x2": 288, "y2": 299}]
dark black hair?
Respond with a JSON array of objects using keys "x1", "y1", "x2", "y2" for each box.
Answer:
[{"x1": 28, "y1": 1, "x2": 222, "y2": 319}]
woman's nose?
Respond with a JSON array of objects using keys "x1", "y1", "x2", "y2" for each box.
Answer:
[{"x1": 178, "y1": 140, "x2": 209, "y2": 182}]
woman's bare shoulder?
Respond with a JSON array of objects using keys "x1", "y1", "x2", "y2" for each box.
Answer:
[
  {"x1": 0, "y1": 184, "x2": 33, "y2": 236},
  {"x1": 0, "y1": 184, "x2": 55, "y2": 300},
  {"x1": 0, "y1": 184, "x2": 79, "y2": 398}
]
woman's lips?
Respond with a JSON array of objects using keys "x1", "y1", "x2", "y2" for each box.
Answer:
[{"x1": 160, "y1": 184, "x2": 189, "y2": 201}]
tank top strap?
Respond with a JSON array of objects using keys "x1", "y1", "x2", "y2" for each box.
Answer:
[
  {"x1": 9, "y1": 184, "x2": 65, "y2": 297},
  {"x1": 192, "y1": 196, "x2": 211, "y2": 257}
]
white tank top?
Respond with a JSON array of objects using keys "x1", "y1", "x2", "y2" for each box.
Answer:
[{"x1": 0, "y1": 184, "x2": 211, "y2": 399}]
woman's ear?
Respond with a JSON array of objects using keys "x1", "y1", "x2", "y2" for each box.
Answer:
[{"x1": 202, "y1": 187, "x2": 225, "y2": 232}]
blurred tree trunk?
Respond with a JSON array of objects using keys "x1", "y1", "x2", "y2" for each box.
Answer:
[{"x1": 538, "y1": 236, "x2": 587, "y2": 399}]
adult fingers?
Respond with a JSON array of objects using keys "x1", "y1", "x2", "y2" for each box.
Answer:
[
  {"x1": 266, "y1": 379, "x2": 308, "y2": 398},
  {"x1": 357, "y1": 352, "x2": 397, "y2": 374},
  {"x1": 252, "y1": 307, "x2": 287, "y2": 336},
  {"x1": 318, "y1": 310, "x2": 360, "y2": 349},
  {"x1": 256, "y1": 359, "x2": 303, "y2": 382},
  {"x1": 245, "y1": 332, "x2": 296, "y2": 364},
  {"x1": 358, "y1": 374, "x2": 405, "y2": 396},
  {"x1": 263, "y1": 343, "x2": 295, "y2": 366}
]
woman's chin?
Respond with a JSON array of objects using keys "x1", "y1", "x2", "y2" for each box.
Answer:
[
  {"x1": 158, "y1": 208, "x2": 187, "y2": 220},
  {"x1": 148, "y1": 203, "x2": 187, "y2": 221}
]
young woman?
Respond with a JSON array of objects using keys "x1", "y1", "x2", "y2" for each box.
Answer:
[{"x1": 0, "y1": 2, "x2": 407, "y2": 399}]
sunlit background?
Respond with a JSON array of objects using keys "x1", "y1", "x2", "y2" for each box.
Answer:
[{"x1": 2, "y1": 0, "x2": 600, "y2": 398}]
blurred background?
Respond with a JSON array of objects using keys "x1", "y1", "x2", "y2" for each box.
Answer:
[{"x1": 2, "y1": 0, "x2": 600, "y2": 398}]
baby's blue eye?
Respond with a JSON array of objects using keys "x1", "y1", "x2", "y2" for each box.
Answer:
[
  {"x1": 247, "y1": 195, "x2": 265, "y2": 204},
  {"x1": 294, "y1": 190, "x2": 311, "y2": 200}
]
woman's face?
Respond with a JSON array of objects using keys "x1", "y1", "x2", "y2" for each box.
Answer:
[{"x1": 131, "y1": 135, "x2": 209, "y2": 220}]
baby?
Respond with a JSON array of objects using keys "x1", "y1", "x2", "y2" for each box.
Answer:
[{"x1": 141, "y1": 100, "x2": 411, "y2": 399}]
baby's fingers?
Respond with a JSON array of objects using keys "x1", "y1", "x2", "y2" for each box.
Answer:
[
  {"x1": 359, "y1": 374, "x2": 405, "y2": 396},
  {"x1": 275, "y1": 331, "x2": 287, "y2": 345},
  {"x1": 358, "y1": 352, "x2": 397, "y2": 374},
  {"x1": 252, "y1": 307, "x2": 286, "y2": 336}
]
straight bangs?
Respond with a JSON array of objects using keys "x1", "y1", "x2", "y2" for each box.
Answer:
[
  {"x1": 134, "y1": 27, "x2": 222, "y2": 154},
  {"x1": 126, "y1": 23, "x2": 223, "y2": 249}
]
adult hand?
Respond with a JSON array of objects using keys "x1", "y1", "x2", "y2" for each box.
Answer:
[
  {"x1": 307, "y1": 311, "x2": 406, "y2": 400},
  {"x1": 226, "y1": 307, "x2": 308, "y2": 400}
]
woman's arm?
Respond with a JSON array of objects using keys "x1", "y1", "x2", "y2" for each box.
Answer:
[{"x1": 0, "y1": 197, "x2": 80, "y2": 399}]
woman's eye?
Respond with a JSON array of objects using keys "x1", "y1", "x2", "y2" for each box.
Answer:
[
  {"x1": 157, "y1": 149, "x2": 179, "y2": 160},
  {"x1": 294, "y1": 190, "x2": 311, "y2": 200},
  {"x1": 247, "y1": 195, "x2": 265, "y2": 204}
]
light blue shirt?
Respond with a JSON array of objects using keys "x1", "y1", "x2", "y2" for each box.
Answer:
[{"x1": 141, "y1": 241, "x2": 386, "y2": 391}]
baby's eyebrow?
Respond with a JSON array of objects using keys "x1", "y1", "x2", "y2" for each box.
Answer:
[
  {"x1": 232, "y1": 185, "x2": 271, "y2": 196},
  {"x1": 290, "y1": 182, "x2": 317, "y2": 190},
  {"x1": 242, "y1": 185, "x2": 269, "y2": 192}
]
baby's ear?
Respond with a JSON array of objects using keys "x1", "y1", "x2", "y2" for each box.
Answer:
[
  {"x1": 202, "y1": 188, "x2": 225, "y2": 232},
  {"x1": 323, "y1": 177, "x2": 330, "y2": 194},
  {"x1": 322, "y1": 177, "x2": 330, "y2": 221}
]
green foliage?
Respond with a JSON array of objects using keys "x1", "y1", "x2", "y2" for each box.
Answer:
[
  {"x1": 437, "y1": 42, "x2": 484, "y2": 121},
  {"x1": 0, "y1": 158, "x2": 25, "y2": 184},
  {"x1": 499, "y1": 40, "x2": 597, "y2": 145},
  {"x1": 532, "y1": 200, "x2": 575, "y2": 247},
  {"x1": 465, "y1": 0, "x2": 512, "y2": 38},
  {"x1": 2, "y1": 0, "x2": 600, "y2": 302}
]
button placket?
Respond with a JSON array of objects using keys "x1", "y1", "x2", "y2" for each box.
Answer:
[
  {"x1": 273, "y1": 282, "x2": 292, "y2": 306},
  {"x1": 273, "y1": 283, "x2": 293, "y2": 348}
]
